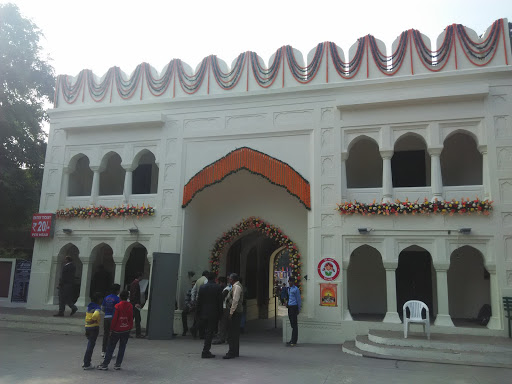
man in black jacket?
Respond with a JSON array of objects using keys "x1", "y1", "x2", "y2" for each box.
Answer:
[
  {"x1": 54, "y1": 256, "x2": 78, "y2": 317},
  {"x1": 196, "y1": 272, "x2": 223, "y2": 358}
]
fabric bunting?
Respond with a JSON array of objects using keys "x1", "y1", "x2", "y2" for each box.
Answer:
[{"x1": 54, "y1": 19, "x2": 509, "y2": 107}]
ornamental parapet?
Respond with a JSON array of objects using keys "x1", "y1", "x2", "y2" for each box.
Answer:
[{"x1": 53, "y1": 19, "x2": 512, "y2": 109}]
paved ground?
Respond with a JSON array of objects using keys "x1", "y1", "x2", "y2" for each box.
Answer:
[{"x1": 1, "y1": 323, "x2": 511, "y2": 384}]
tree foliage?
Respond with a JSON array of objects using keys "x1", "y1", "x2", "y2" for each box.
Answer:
[{"x1": 0, "y1": 3, "x2": 55, "y2": 256}]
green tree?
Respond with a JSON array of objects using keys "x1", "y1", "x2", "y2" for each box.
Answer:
[{"x1": 0, "y1": 3, "x2": 55, "y2": 258}]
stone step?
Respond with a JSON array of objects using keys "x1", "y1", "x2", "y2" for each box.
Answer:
[
  {"x1": 354, "y1": 335, "x2": 512, "y2": 368},
  {"x1": 0, "y1": 312, "x2": 84, "y2": 326},
  {"x1": 0, "y1": 319, "x2": 85, "y2": 335},
  {"x1": 341, "y1": 340, "x2": 363, "y2": 357},
  {"x1": 368, "y1": 329, "x2": 512, "y2": 353}
]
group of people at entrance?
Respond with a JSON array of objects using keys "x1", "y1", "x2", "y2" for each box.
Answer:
[{"x1": 183, "y1": 271, "x2": 244, "y2": 359}]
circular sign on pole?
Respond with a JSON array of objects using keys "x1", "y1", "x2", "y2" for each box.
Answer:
[{"x1": 317, "y1": 258, "x2": 340, "y2": 281}]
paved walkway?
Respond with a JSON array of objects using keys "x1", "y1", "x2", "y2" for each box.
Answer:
[{"x1": 1, "y1": 325, "x2": 510, "y2": 384}]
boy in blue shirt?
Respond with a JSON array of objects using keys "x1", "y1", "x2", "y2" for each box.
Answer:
[
  {"x1": 101, "y1": 284, "x2": 120, "y2": 357},
  {"x1": 286, "y1": 278, "x2": 301, "y2": 347}
]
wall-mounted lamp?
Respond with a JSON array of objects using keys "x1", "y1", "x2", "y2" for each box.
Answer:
[
  {"x1": 188, "y1": 271, "x2": 196, "y2": 278},
  {"x1": 129, "y1": 228, "x2": 139, "y2": 234},
  {"x1": 63, "y1": 228, "x2": 73, "y2": 234},
  {"x1": 358, "y1": 228, "x2": 372, "y2": 235},
  {"x1": 459, "y1": 228, "x2": 472, "y2": 235},
  {"x1": 304, "y1": 275, "x2": 308, "y2": 281}
]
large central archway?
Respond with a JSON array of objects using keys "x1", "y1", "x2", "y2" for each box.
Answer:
[{"x1": 210, "y1": 217, "x2": 302, "y2": 321}]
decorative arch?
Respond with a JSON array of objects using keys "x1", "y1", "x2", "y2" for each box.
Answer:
[
  {"x1": 346, "y1": 134, "x2": 380, "y2": 153},
  {"x1": 210, "y1": 217, "x2": 303, "y2": 290},
  {"x1": 182, "y1": 147, "x2": 310, "y2": 209}
]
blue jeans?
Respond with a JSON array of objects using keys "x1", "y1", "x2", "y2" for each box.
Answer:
[
  {"x1": 102, "y1": 331, "x2": 129, "y2": 367},
  {"x1": 83, "y1": 327, "x2": 99, "y2": 366}
]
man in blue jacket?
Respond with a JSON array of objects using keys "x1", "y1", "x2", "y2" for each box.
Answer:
[
  {"x1": 286, "y1": 277, "x2": 301, "y2": 347},
  {"x1": 101, "y1": 284, "x2": 120, "y2": 357}
]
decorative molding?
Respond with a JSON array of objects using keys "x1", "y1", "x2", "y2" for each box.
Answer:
[
  {"x1": 274, "y1": 110, "x2": 313, "y2": 127},
  {"x1": 226, "y1": 114, "x2": 266, "y2": 130}
]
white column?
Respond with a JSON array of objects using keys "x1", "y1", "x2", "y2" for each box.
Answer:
[
  {"x1": 113, "y1": 260, "x2": 125, "y2": 289},
  {"x1": 380, "y1": 150, "x2": 393, "y2": 203},
  {"x1": 122, "y1": 165, "x2": 133, "y2": 204},
  {"x1": 342, "y1": 261, "x2": 353, "y2": 321},
  {"x1": 478, "y1": 146, "x2": 491, "y2": 200},
  {"x1": 433, "y1": 264, "x2": 454, "y2": 326},
  {"x1": 428, "y1": 148, "x2": 443, "y2": 201},
  {"x1": 487, "y1": 268, "x2": 500, "y2": 329},
  {"x1": 383, "y1": 262, "x2": 401, "y2": 323},
  {"x1": 76, "y1": 260, "x2": 92, "y2": 307},
  {"x1": 90, "y1": 167, "x2": 100, "y2": 205},
  {"x1": 48, "y1": 256, "x2": 59, "y2": 305},
  {"x1": 340, "y1": 152, "x2": 348, "y2": 201},
  {"x1": 61, "y1": 167, "x2": 70, "y2": 199}
]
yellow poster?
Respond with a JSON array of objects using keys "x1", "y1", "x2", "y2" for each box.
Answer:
[{"x1": 320, "y1": 283, "x2": 337, "y2": 307}]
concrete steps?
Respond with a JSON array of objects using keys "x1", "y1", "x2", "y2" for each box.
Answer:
[{"x1": 342, "y1": 329, "x2": 512, "y2": 368}]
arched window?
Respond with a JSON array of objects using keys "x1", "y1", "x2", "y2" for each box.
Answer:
[
  {"x1": 392, "y1": 134, "x2": 430, "y2": 187},
  {"x1": 441, "y1": 133, "x2": 482, "y2": 186},
  {"x1": 68, "y1": 155, "x2": 93, "y2": 196},
  {"x1": 346, "y1": 137, "x2": 382, "y2": 188},
  {"x1": 132, "y1": 151, "x2": 159, "y2": 194},
  {"x1": 99, "y1": 152, "x2": 125, "y2": 196}
]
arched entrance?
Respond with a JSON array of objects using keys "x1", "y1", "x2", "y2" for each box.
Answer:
[
  {"x1": 448, "y1": 245, "x2": 491, "y2": 327},
  {"x1": 89, "y1": 243, "x2": 115, "y2": 299},
  {"x1": 53, "y1": 243, "x2": 82, "y2": 304},
  {"x1": 396, "y1": 245, "x2": 436, "y2": 318},
  {"x1": 347, "y1": 245, "x2": 386, "y2": 321},
  {"x1": 124, "y1": 243, "x2": 150, "y2": 295},
  {"x1": 210, "y1": 217, "x2": 303, "y2": 322}
]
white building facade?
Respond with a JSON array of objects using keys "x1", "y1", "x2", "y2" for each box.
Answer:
[{"x1": 26, "y1": 19, "x2": 512, "y2": 343}]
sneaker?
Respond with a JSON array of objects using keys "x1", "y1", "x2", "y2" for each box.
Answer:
[
  {"x1": 82, "y1": 364, "x2": 93, "y2": 370},
  {"x1": 113, "y1": 365, "x2": 121, "y2": 370},
  {"x1": 96, "y1": 365, "x2": 108, "y2": 370},
  {"x1": 136, "y1": 334, "x2": 145, "y2": 339},
  {"x1": 101, "y1": 352, "x2": 105, "y2": 358}
]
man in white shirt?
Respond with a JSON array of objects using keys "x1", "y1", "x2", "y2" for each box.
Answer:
[
  {"x1": 223, "y1": 273, "x2": 243, "y2": 359},
  {"x1": 190, "y1": 271, "x2": 208, "y2": 338}
]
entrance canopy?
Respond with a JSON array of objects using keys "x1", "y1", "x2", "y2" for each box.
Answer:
[{"x1": 182, "y1": 147, "x2": 311, "y2": 209}]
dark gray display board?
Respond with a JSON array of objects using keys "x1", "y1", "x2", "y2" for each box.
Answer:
[
  {"x1": 146, "y1": 252, "x2": 180, "y2": 340},
  {"x1": 11, "y1": 260, "x2": 31, "y2": 302}
]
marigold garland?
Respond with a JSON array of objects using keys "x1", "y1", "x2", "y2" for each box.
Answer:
[
  {"x1": 336, "y1": 198, "x2": 492, "y2": 216},
  {"x1": 56, "y1": 205, "x2": 155, "y2": 219},
  {"x1": 210, "y1": 217, "x2": 302, "y2": 290}
]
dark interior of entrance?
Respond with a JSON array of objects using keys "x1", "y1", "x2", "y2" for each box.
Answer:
[
  {"x1": 226, "y1": 231, "x2": 279, "y2": 319},
  {"x1": 124, "y1": 246, "x2": 148, "y2": 291},
  {"x1": 396, "y1": 250, "x2": 434, "y2": 319}
]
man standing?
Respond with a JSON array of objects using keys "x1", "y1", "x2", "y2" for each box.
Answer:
[
  {"x1": 181, "y1": 280, "x2": 196, "y2": 336},
  {"x1": 286, "y1": 277, "x2": 301, "y2": 347},
  {"x1": 196, "y1": 272, "x2": 223, "y2": 358},
  {"x1": 190, "y1": 270, "x2": 208, "y2": 338},
  {"x1": 54, "y1": 256, "x2": 78, "y2": 317},
  {"x1": 129, "y1": 271, "x2": 144, "y2": 338},
  {"x1": 213, "y1": 276, "x2": 230, "y2": 344},
  {"x1": 223, "y1": 273, "x2": 243, "y2": 359}
]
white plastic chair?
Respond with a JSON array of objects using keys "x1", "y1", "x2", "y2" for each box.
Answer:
[{"x1": 403, "y1": 300, "x2": 430, "y2": 340}]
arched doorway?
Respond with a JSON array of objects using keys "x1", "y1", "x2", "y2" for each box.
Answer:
[
  {"x1": 347, "y1": 245, "x2": 386, "y2": 321},
  {"x1": 124, "y1": 243, "x2": 150, "y2": 295},
  {"x1": 210, "y1": 217, "x2": 303, "y2": 324},
  {"x1": 53, "y1": 243, "x2": 82, "y2": 304},
  {"x1": 448, "y1": 246, "x2": 490, "y2": 327},
  {"x1": 225, "y1": 231, "x2": 279, "y2": 320},
  {"x1": 396, "y1": 245, "x2": 436, "y2": 318},
  {"x1": 89, "y1": 243, "x2": 115, "y2": 300}
]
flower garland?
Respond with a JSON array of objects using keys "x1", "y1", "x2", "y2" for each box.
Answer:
[
  {"x1": 210, "y1": 217, "x2": 302, "y2": 290},
  {"x1": 336, "y1": 198, "x2": 492, "y2": 216},
  {"x1": 56, "y1": 205, "x2": 155, "y2": 219}
]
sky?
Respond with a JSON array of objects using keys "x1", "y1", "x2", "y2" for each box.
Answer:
[{"x1": 4, "y1": 0, "x2": 511, "y2": 78}]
